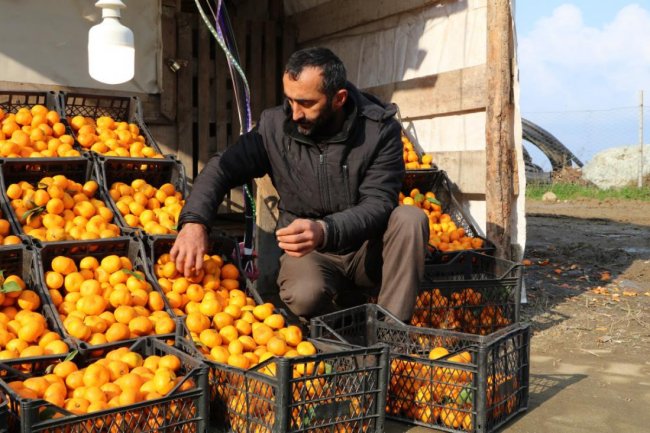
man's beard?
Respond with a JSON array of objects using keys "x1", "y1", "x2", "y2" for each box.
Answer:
[{"x1": 296, "y1": 102, "x2": 335, "y2": 136}]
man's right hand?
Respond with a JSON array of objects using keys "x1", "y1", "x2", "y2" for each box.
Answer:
[{"x1": 170, "y1": 223, "x2": 208, "y2": 277}]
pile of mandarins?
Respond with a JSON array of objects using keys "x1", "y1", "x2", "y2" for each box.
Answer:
[
  {"x1": 0, "y1": 274, "x2": 70, "y2": 362},
  {"x1": 402, "y1": 133, "x2": 434, "y2": 170},
  {"x1": 153, "y1": 253, "x2": 317, "y2": 371},
  {"x1": 109, "y1": 179, "x2": 184, "y2": 235},
  {"x1": 399, "y1": 188, "x2": 484, "y2": 252},
  {"x1": 5, "y1": 175, "x2": 120, "y2": 242},
  {"x1": 0, "y1": 105, "x2": 81, "y2": 158},
  {"x1": 69, "y1": 115, "x2": 163, "y2": 158},
  {"x1": 4, "y1": 347, "x2": 195, "y2": 415},
  {"x1": 44, "y1": 254, "x2": 175, "y2": 346}
]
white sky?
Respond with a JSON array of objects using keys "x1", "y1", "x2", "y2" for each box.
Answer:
[{"x1": 516, "y1": 2, "x2": 650, "y2": 168}]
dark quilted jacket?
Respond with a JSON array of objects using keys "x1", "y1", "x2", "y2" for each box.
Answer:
[{"x1": 178, "y1": 82, "x2": 404, "y2": 253}]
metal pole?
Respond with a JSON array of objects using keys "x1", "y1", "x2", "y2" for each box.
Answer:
[{"x1": 639, "y1": 90, "x2": 644, "y2": 188}]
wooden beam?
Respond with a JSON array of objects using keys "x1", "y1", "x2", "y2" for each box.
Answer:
[
  {"x1": 264, "y1": 21, "x2": 278, "y2": 109},
  {"x1": 485, "y1": 0, "x2": 516, "y2": 260},
  {"x1": 292, "y1": 0, "x2": 447, "y2": 43},
  {"x1": 250, "y1": 21, "x2": 263, "y2": 119},
  {"x1": 363, "y1": 65, "x2": 486, "y2": 120},
  {"x1": 281, "y1": 22, "x2": 297, "y2": 68},
  {"x1": 429, "y1": 150, "x2": 486, "y2": 194},
  {"x1": 215, "y1": 33, "x2": 229, "y2": 155},
  {"x1": 176, "y1": 12, "x2": 194, "y2": 178},
  {"x1": 231, "y1": 18, "x2": 247, "y2": 144},
  {"x1": 197, "y1": 22, "x2": 210, "y2": 173},
  {"x1": 160, "y1": 3, "x2": 177, "y2": 121}
]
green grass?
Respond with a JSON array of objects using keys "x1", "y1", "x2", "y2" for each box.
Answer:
[{"x1": 526, "y1": 182, "x2": 650, "y2": 201}]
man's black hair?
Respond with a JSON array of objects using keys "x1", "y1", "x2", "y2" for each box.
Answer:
[{"x1": 284, "y1": 47, "x2": 347, "y2": 98}]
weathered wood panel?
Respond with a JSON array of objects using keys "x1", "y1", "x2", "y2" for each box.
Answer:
[
  {"x1": 429, "y1": 150, "x2": 486, "y2": 194},
  {"x1": 292, "y1": 0, "x2": 449, "y2": 43},
  {"x1": 363, "y1": 65, "x2": 486, "y2": 120},
  {"x1": 485, "y1": 0, "x2": 516, "y2": 260}
]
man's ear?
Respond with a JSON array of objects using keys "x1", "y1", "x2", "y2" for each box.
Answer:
[{"x1": 332, "y1": 89, "x2": 348, "y2": 110}]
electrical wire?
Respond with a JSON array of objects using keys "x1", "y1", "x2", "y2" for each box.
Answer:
[
  {"x1": 194, "y1": 0, "x2": 257, "y2": 278},
  {"x1": 194, "y1": 0, "x2": 251, "y2": 132}
]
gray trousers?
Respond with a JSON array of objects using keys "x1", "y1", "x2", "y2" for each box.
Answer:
[{"x1": 277, "y1": 206, "x2": 428, "y2": 321}]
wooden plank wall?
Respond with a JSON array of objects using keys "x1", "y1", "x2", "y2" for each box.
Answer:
[{"x1": 174, "y1": 9, "x2": 293, "y2": 218}]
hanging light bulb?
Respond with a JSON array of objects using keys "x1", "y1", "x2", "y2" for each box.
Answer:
[{"x1": 88, "y1": 0, "x2": 134, "y2": 84}]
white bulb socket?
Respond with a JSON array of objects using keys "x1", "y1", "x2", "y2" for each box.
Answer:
[{"x1": 88, "y1": 0, "x2": 135, "y2": 85}]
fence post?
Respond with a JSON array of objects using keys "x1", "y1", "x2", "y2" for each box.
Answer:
[{"x1": 639, "y1": 90, "x2": 644, "y2": 188}]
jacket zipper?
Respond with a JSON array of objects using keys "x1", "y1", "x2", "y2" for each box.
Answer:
[
  {"x1": 342, "y1": 164, "x2": 351, "y2": 207},
  {"x1": 319, "y1": 152, "x2": 331, "y2": 211}
]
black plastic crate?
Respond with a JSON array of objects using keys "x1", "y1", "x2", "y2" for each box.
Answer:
[
  {"x1": 59, "y1": 92, "x2": 164, "y2": 157},
  {"x1": 0, "y1": 194, "x2": 20, "y2": 246},
  {"x1": 402, "y1": 169, "x2": 439, "y2": 193},
  {"x1": 0, "y1": 393, "x2": 6, "y2": 433},
  {"x1": 0, "y1": 91, "x2": 61, "y2": 115},
  {"x1": 144, "y1": 234, "x2": 264, "y2": 314},
  {"x1": 176, "y1": 321, "x2": 389, "y2": 433},
  {"x1": 97, "y1": 156, "x2": 187, "y2": 235},
  {"x1": 311, "y1": 304, "x2": 530, "y2": 433},
  {"x1": 401, "y1": 169, "x2": 495, "y2": 262},
  {"x1": 97, "y1": 155, "x2": 187, "y2": 196},
  {"x1": 34, "y1": 236, "x2": 175, "y2": 356},
  {"x1": 413, "y1": 251, "x2": 522, "y2": 334},
  {"x1": 0, "y1": 156, "x2": 125, "y2": 242},
  {"x1": 0, "y1": 242, "x2": 74, "y2": 372},
  {"x1": 0, "y1": 337, "x2": 209, "y2": 433}
]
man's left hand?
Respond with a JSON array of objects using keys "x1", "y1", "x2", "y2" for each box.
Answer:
[{"x1": 276, "y1": 219, "x2": 324, "y2": 257}]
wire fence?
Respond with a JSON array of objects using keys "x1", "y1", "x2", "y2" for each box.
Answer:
[{"x1": 523, "y1": 96, "x2": 648, "y2": 187}]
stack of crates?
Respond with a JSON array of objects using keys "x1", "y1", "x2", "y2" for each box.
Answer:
[
  {"x1": 0, "y1": 90, "x2": 211, "y2": 432},
  {"x1": 308, "y1": 166, "x2": 530, "y2": 432},
  {"x1": 60, "y1": 92, "x2": 188, "y2": 237},
  {"x1": 311, "y1": 304, "x2": 530, "y2": 433},
  {"x1": 0, "y1": 90, "x2": 86, "y2": 245},
  {"x1": 177, "y1": 322, "x2": 389, "y2": 433},
  {"x1": 148, "y1": 234, "x2": 391, "y2": 433}
]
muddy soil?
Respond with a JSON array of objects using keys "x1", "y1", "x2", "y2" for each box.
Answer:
[
  {"x1": 504, "y1": 199, "x2": 650, "y2": 433},
  {"x1": 390, "y1": 198, "x2": 650, "y2": 433}
]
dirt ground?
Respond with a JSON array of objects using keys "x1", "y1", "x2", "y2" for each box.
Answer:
[{"x1": 390, "y1": 198, "x2": 650, "y2": 433}]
